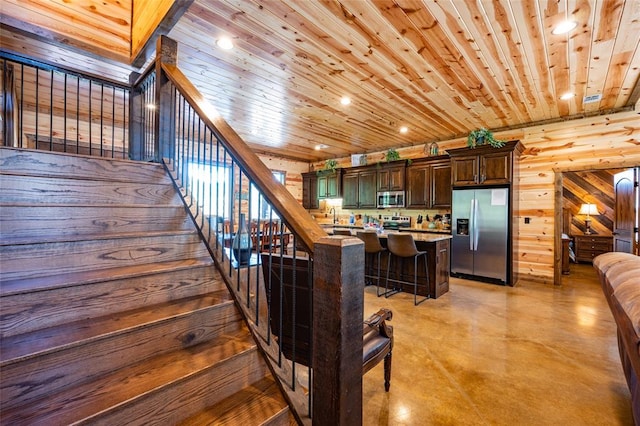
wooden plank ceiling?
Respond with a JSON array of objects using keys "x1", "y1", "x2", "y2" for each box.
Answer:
[{"x1": 1, "y1": 0, "x2": 639, "y2": 163}]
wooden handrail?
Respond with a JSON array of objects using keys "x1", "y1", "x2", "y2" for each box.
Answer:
[{"x1": 160, "y1": 61, "x2": 326, "y2": 253}]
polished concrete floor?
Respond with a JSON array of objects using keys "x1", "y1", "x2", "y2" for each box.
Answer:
[{"x1": 362, "y1": 263, "x2": 633, "y2": 425}]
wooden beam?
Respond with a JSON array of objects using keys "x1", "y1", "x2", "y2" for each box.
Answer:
[{"x1": 130, "y1": 0, "x2": 194, "y2": 68}]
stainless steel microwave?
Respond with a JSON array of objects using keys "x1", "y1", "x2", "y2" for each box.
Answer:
[{"x1": 377, "y1": 191, "x2": 405, "y2": 209}]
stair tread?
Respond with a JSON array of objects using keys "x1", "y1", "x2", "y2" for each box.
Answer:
[
  {"x1": 0, "y1": 290, "x2": 234, "y2": 364},
  {"x1": 0, "y1": 329, "x2": 257, "y2": 425},
  {"x1": 0, "y1": 229, "x2": 197, "y2": 246},
  {"x1": 0, "y1": 147, "x2": 171, "y2": 183},
  {"x1": 0, "y1": 174, "x2": 182, "y2": 206},
  {"x1": 179, "y1": 376, "x2": 289, "y2": 426},
  {"x1": 0, "y1": 233, "x2": 210, "y2": 282},
  {"x1": 0, "y1": 204, "x2": 194, "y2": 245},
  {"x1": 0, "y1": 257, "x2": 215, "y2": 296},
  {"x1": 1, "y1": 263, "x2": 226, "y2": 338}
]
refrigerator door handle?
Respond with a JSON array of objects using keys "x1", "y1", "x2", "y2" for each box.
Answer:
[
  {"x1": 469, "y1": 199, "x2": 475, "y2": 251},
  {"x1": 473, "y1": 199, "x2": 479, "y2": 251}
]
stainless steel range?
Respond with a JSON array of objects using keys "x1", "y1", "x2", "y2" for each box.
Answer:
[{"x1": 381, "y1": 215, "x2": 411, "y2": 230}]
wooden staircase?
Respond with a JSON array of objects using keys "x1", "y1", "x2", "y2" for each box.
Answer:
[{"x1": 0, "y1": 148, "x2": 295, "y2": 425}]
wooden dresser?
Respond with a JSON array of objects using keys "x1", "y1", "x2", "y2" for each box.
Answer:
[{"x1": 574, "y1": 235, "x2": 613, "y2": 263}]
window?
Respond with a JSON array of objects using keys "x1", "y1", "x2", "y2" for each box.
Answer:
[
  {"x1": 187, "y1": 162, "x2": 284, "y2": 224},
  {"x1": 187, "y1": 162, "x2": 231, "y2": 219},
  {"x1": 251, "y1": 171, "x2": 285, "y2": 220}
]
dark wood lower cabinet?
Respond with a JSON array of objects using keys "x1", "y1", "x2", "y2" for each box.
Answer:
[{"x1": 377, "y1": 235, "x2": 450, "y2": 299}]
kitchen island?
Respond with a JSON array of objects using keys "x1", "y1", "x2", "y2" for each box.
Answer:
[{"x1": 329, "y1": 228, "x2": 451, "y2": 299}]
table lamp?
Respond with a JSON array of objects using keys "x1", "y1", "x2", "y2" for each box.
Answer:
[{"x1": 578, "y1": 203, "x2": 599, "y2": 235}]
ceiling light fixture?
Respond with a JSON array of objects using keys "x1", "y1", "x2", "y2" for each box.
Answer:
[
  {"x1": 340, "y1": 97, "x2": 351, "y2": 105},
  {"x1": 216, "y1": 37, "x2": 234, "y2": 50},
  {"x1": 400, "y1": 126, "x2": 408, "y2": 134},
  {"x1": 552, "y1": 20, "x2": 577, "y2": 35},
  {"x1": 560, "y1": 92, "x2": 574, "y2": 100},
  {"x1": 315, "y1": 144, "x2": 328, "y2": 150}
]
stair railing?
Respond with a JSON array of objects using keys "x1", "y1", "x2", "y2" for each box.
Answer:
[
  {"x1": 0, "y1": 51, "x2": 133, "y2": 159},
  {"x1": 148, "y1": 36, "x2": 364, "y2": 425}
]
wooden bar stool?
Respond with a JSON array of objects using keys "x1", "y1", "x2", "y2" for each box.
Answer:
[
  {"x1": 385, "y1": 233, "x2": 429, "y2": 305},
  {"x1": 356, "y1": 231, "x2": 387, "y2": 296}
]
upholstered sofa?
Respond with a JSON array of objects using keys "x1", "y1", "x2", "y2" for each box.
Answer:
[{"x1": 593, "y1": 252, "x2": 640, "y2": 424}]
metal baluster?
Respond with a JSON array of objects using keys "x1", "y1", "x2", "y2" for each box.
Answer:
[
  {"x1": 99, "y1": 83, "x2": 103, "y2": 156},
  {"x1": 63, "y1": 73, "x2": 67, "y2": 152},
  {"x1": 19, "y1": 63, "x2": 24, "y2": 147},
  {"x1": 110, "y1": 86, "x2": 115, "y2": 158},
  {"x1": 76, "y1": 77, "x2": 80, "y2": 153},
  {"x1": 35, "y1": 68, "x2": 39, "y2": 148},
  {"x1": 49, "y1": 69, "x2": 53, "y2": 151}
]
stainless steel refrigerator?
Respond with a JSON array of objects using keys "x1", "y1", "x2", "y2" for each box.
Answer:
[{"x1": 451, "y1": 187, "x2": 510, "y2": 284}]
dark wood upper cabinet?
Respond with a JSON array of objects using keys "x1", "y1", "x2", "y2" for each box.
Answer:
[
  {"x1": 341, "y1": 171, "x2": 359, "y2": 208},
  {"x1": 317, "y1": 169, "x2": 342, "y2": 199},
  {"x1": 448, "y1": 141, "x2": 523, "y2": 187},
  {"x1": 302, "y1": 172, "x2": 319, "y2": 209},
  {"x1": 377, "y1": 161, "x2": 406, "y2": 191},
  {"x1": 431, "y1": 161, "x2": 452, "y2": 208},
  {"x1": 342, "y1": 167, "x2": 377, "y2": 209},
  {"x1": 406, "y1": 156, "x2": 451, "y2": 209},
  {"x1": 406, "y1": 162, "x2": 430, "y2": 208}
]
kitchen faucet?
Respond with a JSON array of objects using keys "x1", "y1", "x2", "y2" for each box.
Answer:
[{"x1": 329, "y1": 207, "x2": 337, "y2": 224}]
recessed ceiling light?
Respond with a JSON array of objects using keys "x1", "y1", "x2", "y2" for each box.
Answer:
[
  {"x1": 315, "y1": 144, "x2": 328, "y2": 150},
  {"x1": 340, "y1": 97, "x2": 351, "y2": 105},
  {"x1": 560, "y1": 92, "x2": 574, "y2": 100},
  {"x1": 216, "y1": 37, "x2": 234, "y2": 50},
  {"x1": 552, "y1": 20, "x2": 577, "y2": 35},
  {"x1": 400, "y1": 126, "x2": 408, "y2": 134}
]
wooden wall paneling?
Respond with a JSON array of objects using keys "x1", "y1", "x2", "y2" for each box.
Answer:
[
  {"x1": 562, "y1": 170, "x2": 619, "y2": 236},
  {"x1": 19, "y1": 111, "x2": 129, "y2": 156},
  {"x1": 259, "y1": 155, "x2": 309, "y2": 204},
  {"x1": 518, "y1": 111, "x2": 640, "y2": 283},
  {"x1": 9, "y1": 64, "x2": 129, "y2": 124}
]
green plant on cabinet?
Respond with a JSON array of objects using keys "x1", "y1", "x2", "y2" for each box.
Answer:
[{"x1": 466, "y1": 128, "x2": 505, "y2": 148}]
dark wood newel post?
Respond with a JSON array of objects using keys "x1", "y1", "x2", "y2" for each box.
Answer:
[
  {"x1": 127, "y1": 71, "x2": 142, "y2": 161},
  {"x1": 313, "y1": 236, "x2": 364, "y2": 425},
  {"x1": 155, "y1": 35, "x2": 177, "y2": 162}
]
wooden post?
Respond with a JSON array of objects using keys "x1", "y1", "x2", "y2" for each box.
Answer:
[
  {"x1": 155, "y1": 35, "x2": 177, "y2": 162},
  {"x1": 128, "y1": 71, "x2": 143, "y2": 160},
  {"x1": 312, "y1": 236, "x2": 364, "y2": 425}
]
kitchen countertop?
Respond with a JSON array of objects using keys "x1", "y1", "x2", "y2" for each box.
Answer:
[
  {"x1": 324, "y1": 224, "x2": 451, "y2": 235},
  {"x1": 380, "y1": 231, "x2": 452, "y2": 242},
  {"x1": 327, "y1": 228, "x2": 451, "y2": 242}
]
